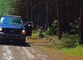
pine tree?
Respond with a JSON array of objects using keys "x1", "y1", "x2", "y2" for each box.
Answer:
[{"x1": 80, "y1": 0, "x2": 83, "y2": 44}]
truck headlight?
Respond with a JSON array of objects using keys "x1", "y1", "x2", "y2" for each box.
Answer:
[
  {"x1": 0, "y1": 26, "x2": 2, "y2": 31},
  {"x1": 22, "y1": 30, "x2": 26, "y2": 34},
  {"x1": 0, "y1": 28, "x2": 2, "y2": 31}
]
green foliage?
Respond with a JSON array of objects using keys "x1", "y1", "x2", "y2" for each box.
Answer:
[
  {"x1": 45, "y1": 20, "x2": 58, "y2": 35},
  {"x1": 69, "y1": 19, "x2": 79, "y2": 34},
  {"x1": 0, "y1": 0, "x2": 14, "y2": 16},
  {"x1": 60, "y1": 34, "x2": 80, "y2": 48},
  {"x1": 62, "y1": 45, "x2": 83, "y2": 57},
  {"x1": 32, "y1": 30, "x2": 39, "y2": 38}
]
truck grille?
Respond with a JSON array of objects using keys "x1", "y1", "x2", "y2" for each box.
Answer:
[{"x1": 3, "y1": 28, "x2": 21, "y2": 34}]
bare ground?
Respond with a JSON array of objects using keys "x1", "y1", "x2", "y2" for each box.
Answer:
[{"x1": 0, "y1": 37, "x2": 82, "y2": 60}]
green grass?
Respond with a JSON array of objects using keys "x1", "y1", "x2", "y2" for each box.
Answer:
[
  {"x1": 32, "y1": 30, "x2": 39, "y2": 38},
  {"x1": 61, "y1": 45, "x2": 83, "y2": 57},
  {"x1": 32, "y1": 31, "x2": 83, "y2": 57},
  {"x1": 32, "y1": 32, "x2": 38, "y2": 38}
]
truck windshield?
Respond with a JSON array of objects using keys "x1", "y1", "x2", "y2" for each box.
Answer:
[{"x1": 0, "y1": 16, "x2": 22, "y2": 25}]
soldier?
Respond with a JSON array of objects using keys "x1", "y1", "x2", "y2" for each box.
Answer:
[
  {"x1": 25, "y1": 21, "x2": 33, "y2": 39},
  {"x1": 38, "y1": 26, "x2": 44, "y2": 38}
]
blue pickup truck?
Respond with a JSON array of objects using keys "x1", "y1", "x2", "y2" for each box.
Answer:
[{"x1": 0, "y1": 15, "x2": 26, "y2": 43}]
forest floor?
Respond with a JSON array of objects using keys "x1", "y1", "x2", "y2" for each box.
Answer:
[{"x1": 26, "y1": 36, "x2": 83, "y2": 60}]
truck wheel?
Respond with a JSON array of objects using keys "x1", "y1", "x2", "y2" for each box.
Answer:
[{"x1": 20, "y1": 37, "x2": 26, "y2": 44}]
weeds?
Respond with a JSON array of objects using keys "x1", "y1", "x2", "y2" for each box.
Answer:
[{"x1": 60, "y1": 34, "x2": 80, "y2": 48}]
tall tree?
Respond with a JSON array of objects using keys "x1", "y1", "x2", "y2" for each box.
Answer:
[
  {"x1": 80, "y1": 0, "x2": 83, "y2": 43},
  {"x1": 61, "y1": 0, "x2": 68, "y2": 33},
  {"x1": 57, "y1": 0, "x2": 63, "y2": 39},
  {"x1": 0, "y1": 0, "x2": 14, "y2": 16},
  {"x1": 12, "y1": 0, "x2": 28, "y2": 22}
]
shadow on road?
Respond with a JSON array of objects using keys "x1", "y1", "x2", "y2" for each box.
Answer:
[{"x1": 0, "y1": 39, "x2": 30, "y2": 47}]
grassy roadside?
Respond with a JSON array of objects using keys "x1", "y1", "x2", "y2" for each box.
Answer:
[
  {"x1": 29, "y1": 30, "x2": 83, "y2": 58},
  {"x1": 61, "y1": 45, "x2": 83, "y2": 57}
]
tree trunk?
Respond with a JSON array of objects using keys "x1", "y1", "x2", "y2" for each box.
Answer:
[
  {"x1": 80, "y1": 0, "x2": 83, "y2": 44},
  {"x1": 57, "y1": 0, "x2": 63, "y2": 39}
]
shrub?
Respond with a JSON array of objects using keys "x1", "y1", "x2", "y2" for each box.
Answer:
[
  {"x1": 69, "y1": 19, "x2": 79, "y2": 35},
  {"x1": 45, "y1": 20, "x2": 58, "y2": 35},
  {"x1": 60, "y1": 34, "x2": 80, "y2": 48}
]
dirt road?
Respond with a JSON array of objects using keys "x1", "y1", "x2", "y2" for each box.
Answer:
[
  {"x1": 0, "y1": 39, "x2": 83, "y2": 60},
  {"x1": 0, "y1": 40, "x2": 48, "y2": 60}
]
